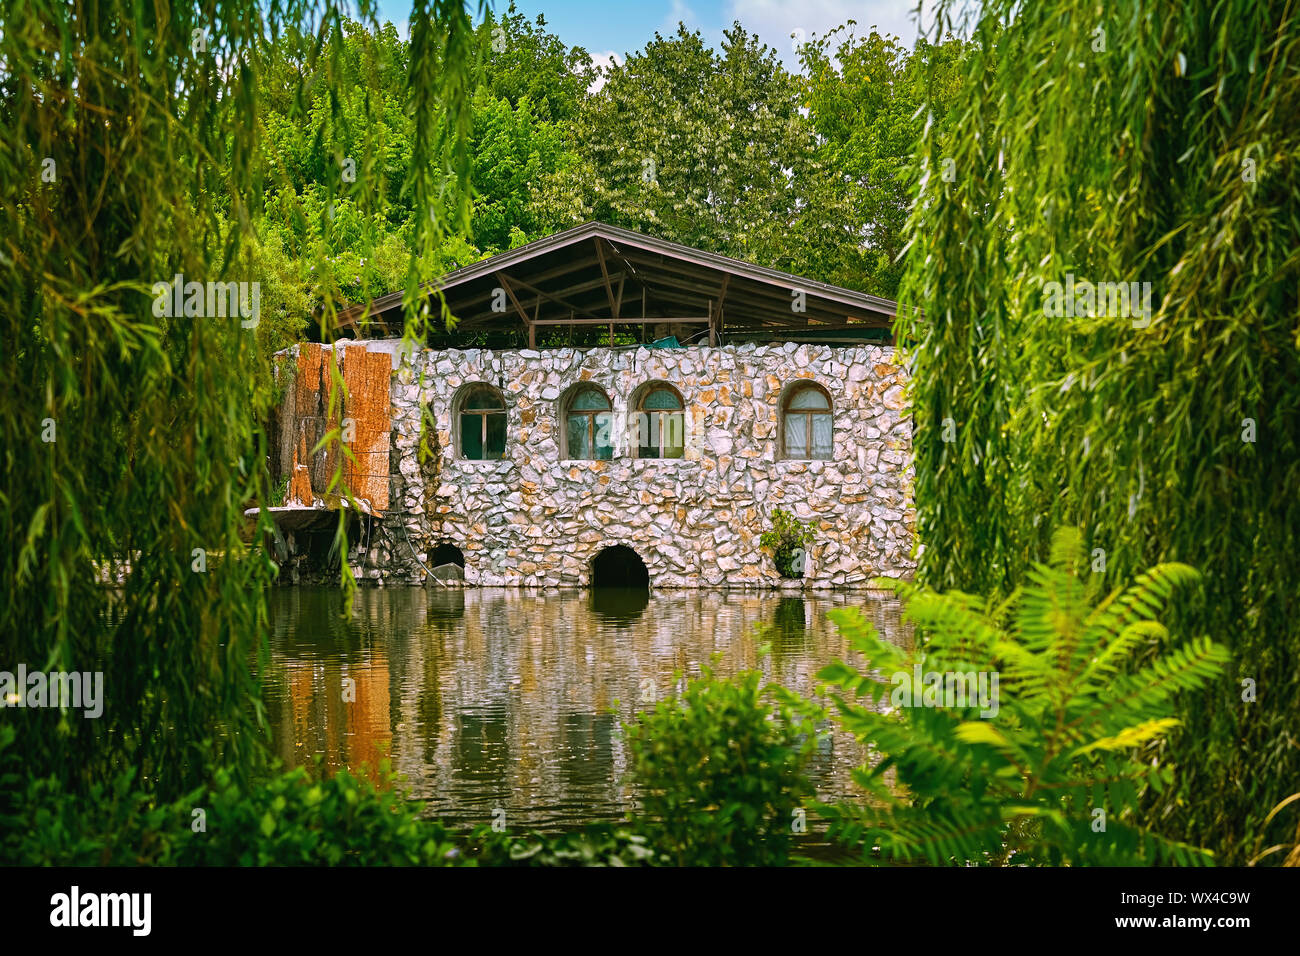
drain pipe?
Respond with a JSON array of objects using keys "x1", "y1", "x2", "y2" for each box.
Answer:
[{"x1": 388, "y1": 508, "x2": 446, "y2": 587}]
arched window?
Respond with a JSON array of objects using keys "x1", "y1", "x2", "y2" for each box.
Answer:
[
  {"x1": 634, "y1": 384, "x2": 685, "y2": 459},
  {"x1": 457, "y1": 384, "x2": 507, "y2": 459},
  {"x1": 782, "y1": 383, "x2": 833, "y2": 459},
  {"x1": 563, "y1": 385, "x2": 614, "y2": 460}
]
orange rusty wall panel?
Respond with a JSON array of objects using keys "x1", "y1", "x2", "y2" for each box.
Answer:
[
  {"x1": 275, "y1": 343, "x2": 391, "y2": 512},
  {"x1": 284, "y1": 343, "x2": 337, "y2": 505},
  {"x1": 340, "y1": 347, "x2": 392, "y2": 513},
  {"x1": 317, "y1": 347, "x2": 344, "y2": 494},
  {"x1": 294, "y1": 344, "x2": 323, "y2": 420},
  {"x1": 345, "y1": 427, "x2": 391, "y2": 512}
]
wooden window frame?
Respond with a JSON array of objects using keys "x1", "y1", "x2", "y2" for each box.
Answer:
[
  {"x1": 459, "y1": 385, "x2": 507, "y2": 460},
  {"x1": 781, "y1": 383, "x2": 833, "y2": 461},
  {"x1": 563, "y1": 386, "x2": 613, "y2": 460},
  {"x1": 634, "y1": 384, "x2": 685, "y2": 459}
]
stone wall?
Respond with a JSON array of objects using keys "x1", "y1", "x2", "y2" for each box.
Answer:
[{"x1": 319, "y1": 340, "x2": 914, "y2": 589}]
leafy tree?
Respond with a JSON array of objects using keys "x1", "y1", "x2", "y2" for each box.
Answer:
[
  {"x1": 533, "y1": 23, "x2": 860, "y2": 287},
  {"x1": 799, "y1": 25, "x2": 973, "y2": 296},
  {"x1": 472, "y1": 3, "x2": 595, "y2": 123},
  {"x1": 258, "y1": 19, "x2": 415, "y2": 219},
  {"x1": 898, "y1": 0, "x2": 1300, "y2": 863},
  {"x1": 249, "y1": 8, "x2": 582, "y2": 305},
  {"x1": 464, "y1": 87, "x2": 572, "y2": 252},
  {"x1": 817, "y1": 530, "x2": 1228, "y2": 865}
]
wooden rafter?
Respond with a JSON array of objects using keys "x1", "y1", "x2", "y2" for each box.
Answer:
[{"x1": 493, "y1": 273, "x2": 533, "y2": 339}]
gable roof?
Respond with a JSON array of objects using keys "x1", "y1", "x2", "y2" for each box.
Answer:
[{"x1": 336, "y1": 221, "x2": 896, "y2": 345}]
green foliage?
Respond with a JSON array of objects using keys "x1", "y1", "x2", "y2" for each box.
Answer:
[
  {"x1": 1248, "y1": 793, "x2": 1300, "y2": 867},
  {"x1": 0, "y1": 726, "x2": 464, "y2": 866},
  {"x1": 467, "y1": 824, "x2": 657, "y2": 867},
  {"x1": 238, "y1": 5, "x2": 584, "y2": 349},
  {"x1": 760, "y1": 507, "x2": 816, "y2": 577},
  {"x1": 0, "y1": 726, "x2": 179, "y2": 865},
  {"x1": 0, "y1": 0, "x2": 479, "y2": 811},
  {"x1": 472, "y1": 3, "x2": 595, "y2": 124},
  {"x1": 172, "y1": 763, "x2": 463, "y2": 866},
  {"x1": 463, "y1": 86, "x2": 571, "y2": 252},
  {"x1": 816, "y1": 529, "x2": 1228, "y2": 866},
  {"x1": 799, "y1": 26, "x2": 973, "y2": 296},
  {"x1": 2, "y1": 723, "x2": 652, "y2": 867},
  {"x1": 624, "y1": 667, "x2": 817, "y2": 866},
  {"x1": 899, "y1": 0, "x2": 1300, "y2": 863},
  {"x1": 1, "y1": 724, "x2": 656, "y2": 867}
]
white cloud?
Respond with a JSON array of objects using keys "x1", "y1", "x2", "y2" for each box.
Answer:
[
  {"x1": 663, "y1": 0, "x2": 701, "y2": 34},
  {"x1": 726, "y1": 0, "x2": 962, "y2": 65},
  {"x1": 588, "y1": 51, "x2": 624, "y2": 93}
]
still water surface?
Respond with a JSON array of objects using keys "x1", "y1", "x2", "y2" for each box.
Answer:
[{"x1": 264, "y1": 587, "x2": 908, "y2": 830}]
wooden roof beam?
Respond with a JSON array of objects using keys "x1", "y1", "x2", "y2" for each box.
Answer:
[
  {"x1": 531, "y1": 316, "x2": 710, "y2": 326},
  {"x1": 595, "y1": 238, "x2": 620, "y2": 320},
  {"x1": 498, "y1": 271, "x2": 596, "y2": 319},
  {"x1": 452, "y1": 273, "x2": 628, "y2": 325},
  {"x1": 493, "y1": 273, "x2": 534, "y2": 341}
]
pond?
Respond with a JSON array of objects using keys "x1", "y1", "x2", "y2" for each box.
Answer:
[{"x1": 263, "y1": 586, "x2": 909, "y2": 831}]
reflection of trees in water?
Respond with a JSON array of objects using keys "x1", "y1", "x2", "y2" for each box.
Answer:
[
  {"x1": 263, "y1": 587, "x2": 912, "y2": 828},
  {"x1": 769, "y1": 597, "x2": 809, "y2": 660},
  {"x1": 454, "y1": 713, "x2": 509, "y2": 780}
]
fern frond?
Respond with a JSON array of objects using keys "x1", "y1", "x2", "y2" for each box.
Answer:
[
  {"x1": 1083, "y1": 563, "x2": 1200, "y2": 645},
  {"x1": 819, "y1": 528, "x2": 1226, "y2": 867},
  {"x1": 1076, "y1": 636, "x2": 1229, "y2": 725},
  {"x1": 1073, "y1": 718, "x2": 1182, "y2": 757}
]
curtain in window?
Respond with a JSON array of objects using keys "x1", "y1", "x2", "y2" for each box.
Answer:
[
  {"x1": 638, "y1": 387, "x2": 684, "y2": 458},
  {"x1": 785, "y1": 415, "x2": 807, "y2": 458},
  {"x1": 565, "y1": 388, "x2": 613, "y2": 459},
  {"x1": 811, "y1": 413, "x2": 833, "y2": 458},
  {"x1": 566, "y1": 413, "x2": 590, "y2": 459},
  {"x1": 783, "y1": 386, "x2": 833, "y2": 459},
  {"x1": 593, "y1": 411, "x2": 614, "y2": 459}
]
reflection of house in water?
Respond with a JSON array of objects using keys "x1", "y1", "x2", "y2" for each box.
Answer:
[
  {"x1": 264, "y1": 587, "x2": 910, "y2": 828},
  {"x1": 590, "y1": 586, "x2": 651, "y2": 622},
  {"x1": 260, "y1": 222, "x2": 914, "y2": 591},
  {"x1": 278, "y1": 652, "x2": 392, "y2": 785},
  {"x1": 426, "y1": 588, "x2": 465, "y2": 627}
]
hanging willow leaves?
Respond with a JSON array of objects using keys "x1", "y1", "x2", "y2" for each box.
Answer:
[
  {"x1": 0, "y1": 1, "x2": 479, "y2": 803},
  {"x1": 898, "y1": 0, "x2": 1300, "y2": 863}
]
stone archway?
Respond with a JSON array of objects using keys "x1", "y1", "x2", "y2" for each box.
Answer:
[
  {"x1": 430, "y1": 542, "x2": 465, "y2": 568},
  {"x1": 590, "y1": 544, "x2": 650, "y2": 589}
]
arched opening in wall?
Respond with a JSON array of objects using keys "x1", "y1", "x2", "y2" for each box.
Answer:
[
  {"x1": 427, "y1": 542, "x2": 465, "y2": 585},
  {"x1": 591, "y1": 545, "x2": 650, "y2": 589},
  {"x1": 430, "y1": 543, "x2": 465, "y2": 568}
]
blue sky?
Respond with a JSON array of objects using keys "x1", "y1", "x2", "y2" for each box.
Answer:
[{"x1": 373, "y1": 1, "x2": 948, "y2": 71}]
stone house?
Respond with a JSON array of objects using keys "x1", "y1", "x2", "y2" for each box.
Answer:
[{"x1": 267, "y1": 222, "x2": 914, "y2": 589}]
